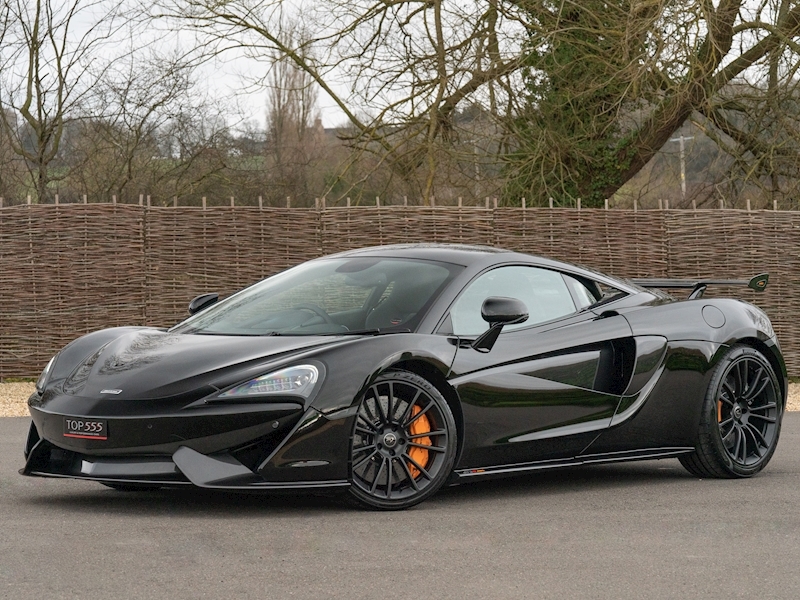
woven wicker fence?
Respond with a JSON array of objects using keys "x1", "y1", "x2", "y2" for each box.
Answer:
[{"x1": 0, "y1": 204, "x2": 796, "y2": 377}]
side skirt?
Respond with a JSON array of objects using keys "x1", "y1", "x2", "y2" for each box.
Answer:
[{"x1": 450, "y1": 446, "x2": 695, "y2": 483}]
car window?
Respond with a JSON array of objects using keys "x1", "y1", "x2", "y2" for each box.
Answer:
[
  {"x1": 449, "y1": 266, "x2": 577, "y2": 336},
  {"x1": 171, "y1": 258, "x2": 461, "y2": 335},
  {"x1": 267, "y1": 274, "x2": 374, "y2": 314},
  {"x1": 564, "y1": 274, "x2": 597, "y2": 310}
]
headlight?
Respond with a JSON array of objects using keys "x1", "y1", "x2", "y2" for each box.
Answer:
[
  {"x1": 219, "y1": 365, "x2": 320, "y2": 399},
  {"x1": 35, "y1": 356, "x2": 57, "y2": 393}
]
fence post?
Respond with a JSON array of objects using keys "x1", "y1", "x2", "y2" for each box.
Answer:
[
  {"x1": 147, "y1": 195, "x2": 151, "y2": 207},
  {"x1": 665, "y1": 198, "x2": 669, "y2": 210},
  {"x1": 286, "y1": 196, "x2": 291, "y2": 208},
  {"x1": 692, "y1": 198, "x2": 696, "y2": 210},
  {"x1": 521, "y1": 197, "x2": 526, "y2": 210},
  {"x1": 746, "y1": 198, "x2": 751, "y2": 212},
  {"x1": 55, "y1": 194, "x2": 59, "y2": 205},
  {"x1": 719, "y1": 198, "x2": 724, "y2": 210},
  {"x1": 27, "y1": 195, "x2": 31, "y2": 205},
  {"x1": 230, "y1": 196, "x2": 235, "y2": 207},
  {"x1": 112, "y1": 195, "x2": 117, "y2": 205},
  {"x1": 658, "y1": 198, "x2": 663, "y2": 210},
  {"x1": 403, "y1": 196, "x2": 408, "y2": 206},
  {"x1": 83, "y1": 194, "x2": 87, "y2": 204},
  {"x1": 376, "y1": 196, "x2": 380, "y2": 208},
  {"x1": 173, "y1": 196, "x2": 178, "y2": 207},
  {"x1": 604, "y1": 198, "x2": 608, "y2": 210},
  {"x1": 139, "y1": 194, "x2": 143, "y2": 206},
  {"x1": 0, "y1": 197, "x2": 3, "y2": 208},
  {"x1": 548, "y1": 197, "x2": 553, "y2": 209},
  {"x1": 458, "y1": 197, "x2": 463, "y2": 207},
  {"x1": 633, "y1": 197, "x2": 637, "y2": 212},
  {"x1": 774, "y1": 199, "x2": 778, "y2": 211},
  {"x1": 202, "y1": 196, "x2": 207, "y2": 210},
  {"x1": 346, "y1": 197, "x2": 351, "y2": 208},
  {"x1": 576, "y1": 197, "x2": 581, "y2": 210},
  {"x1": 258, "y1": 196, "x2": 263, "y2": 209}
]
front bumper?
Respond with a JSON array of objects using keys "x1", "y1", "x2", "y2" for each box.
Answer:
[{"x1": 22, "y1": 396, "x2": 354, "y2": 490}]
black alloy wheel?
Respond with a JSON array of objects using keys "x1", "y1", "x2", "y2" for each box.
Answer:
[
  {"x1": 348, "y1": 370, "x2": 457, "y2": 510},
  {"x1": 680, "y1": 346, "x2": 783, "y2": 478}
]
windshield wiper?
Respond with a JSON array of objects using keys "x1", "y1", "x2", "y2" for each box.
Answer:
[
  {"x1": 336, "y1": 328, "x2": 382, "y2": 336},
  {"x1": 334, "y1": 328, "x2": 411, "y2": 336}
]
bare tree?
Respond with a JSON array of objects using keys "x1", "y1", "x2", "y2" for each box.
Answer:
[
  {"x1": 263, "y1": 23, "x2": 325, "y2": 204},
  {"x1": 62, "y1": 48, "x2": 217, "y2": 202},
  {"x1": 153, "y1": 0, "x2": 800, "y2": 206},
  {"x1": 154, "y1": 0, "x2": 525, "y2": 204},
  {"x1": 0, "y1": 0, "x2": 128, "y2": 202}
]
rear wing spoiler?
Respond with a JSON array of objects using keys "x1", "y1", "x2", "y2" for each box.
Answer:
[{"x1": 631, "y1": 273, "x2": 769, "y2": 299}]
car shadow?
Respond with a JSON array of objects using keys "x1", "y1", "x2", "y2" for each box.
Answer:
[
  {"x1": 24, "y1": 483, "x2": 349, "y2": 515},
  {"x1": 437, "y1": 458, "x2": 696, "y2": 504},
  {"x1": 22, "y1": 459, "x2": 695, "y2": 515}
]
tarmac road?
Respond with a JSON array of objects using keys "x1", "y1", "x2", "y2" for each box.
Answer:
[{"x1": 2, "y1": 415, "x2": 800, "y2": 600}]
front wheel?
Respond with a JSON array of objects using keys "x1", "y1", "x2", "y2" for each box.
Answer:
[
  {"x1": 680, "y1": 346, "x2": 783, "y2": 478},
  {"x1": 348, "y1": 370, "x2": 457, "y2": 510}
]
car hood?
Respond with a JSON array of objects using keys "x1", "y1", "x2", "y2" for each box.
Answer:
[{"x1": 57, "y1": 328, "x2": 351, "y2": 401}]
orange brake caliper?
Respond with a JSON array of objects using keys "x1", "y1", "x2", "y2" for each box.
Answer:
[
  {"x1": 407, "y1": 405, "x2": 432, "y2": 478},
  {"x1": 718, "y1": 399, "x2": 723, "y2": 422}
]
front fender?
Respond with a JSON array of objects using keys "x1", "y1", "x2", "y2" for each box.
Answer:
[
  {"x1": 256, "y1": 333, "x2": 458, "y2": 481},
  {"x1": 306, "y1": 333, "x2": 458, "y2": 416}
]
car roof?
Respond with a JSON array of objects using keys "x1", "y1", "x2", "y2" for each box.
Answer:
[
  {"x1": 325, "y1": 243, "x2": 509, "y2": 266},
  {"x1": 321, "y1": 244, "x2": 639, "y2": 292}
]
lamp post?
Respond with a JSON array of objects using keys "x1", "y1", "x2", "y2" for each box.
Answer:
[{"x1": 669, "y1": 134, "x2": 694, "y2": 202}]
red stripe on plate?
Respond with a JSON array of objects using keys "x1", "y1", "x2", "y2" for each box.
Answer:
[{"x1": 63, "y1": 433, "x2": 107, "y2": 440}]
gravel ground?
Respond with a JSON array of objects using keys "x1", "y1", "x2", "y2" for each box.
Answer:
[
  {"x1": 1, "y1": 381, "x2": 799, "y2": 418},
  {"x1": 0, "y1": 383, "x2": 36, "y2": 417}
]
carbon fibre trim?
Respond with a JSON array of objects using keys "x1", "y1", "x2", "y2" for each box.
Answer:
[{"x1": 454, "y1": 446, "x2": 694, "y2": 480}]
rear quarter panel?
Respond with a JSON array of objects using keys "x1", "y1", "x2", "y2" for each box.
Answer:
[{"x1": 585, "y1": 297, "x2": 785, "y2": 453}]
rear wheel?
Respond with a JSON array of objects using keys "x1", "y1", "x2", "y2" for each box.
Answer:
[
  {"x1": 348, "y1": 370, "x2": 457, "y2": 510},
  {"x1": 679, "y1": 346, "x2": 782, "y2": 478}
]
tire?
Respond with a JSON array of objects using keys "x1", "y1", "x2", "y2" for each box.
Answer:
[
  {"x1": 347, "y1": 370, "x2": 457, "y2": 510},
  {"x1": 101, "y1": 483, "x2": 163, "y2": 492},
  {"x1": 679, "y1": 345, "x2": 783, "y2": 478}
]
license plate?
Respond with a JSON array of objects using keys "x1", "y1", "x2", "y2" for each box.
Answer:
[{"x1": 63, "y1": 417, "x2": 108, "y2": 440}]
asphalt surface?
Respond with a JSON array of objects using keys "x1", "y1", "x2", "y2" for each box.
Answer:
[{"x1": 2, "y1": 416, "x2": 800, "y2": 600}]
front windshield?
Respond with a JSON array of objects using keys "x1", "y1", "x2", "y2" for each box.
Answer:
[{"x1": 170, "y1": 257, "x2": 462, "y2": 336}]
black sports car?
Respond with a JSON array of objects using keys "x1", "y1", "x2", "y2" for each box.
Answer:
[{"x1": 23, "y1": 244, "x2": 785, "y2": 509}]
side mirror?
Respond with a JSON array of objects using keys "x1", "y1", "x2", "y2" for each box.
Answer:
[
  {"x1": 481, "y1": 297, "x2": 529, "y2": 325},
  {"x1": 472, "y1": 297, "x2": 529, "y2": 352},
  {"x1": 188, "y1": 293, "x2": 219, "y2": 315}
]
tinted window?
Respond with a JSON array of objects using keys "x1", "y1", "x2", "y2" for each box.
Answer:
[
  {"x1": 449, "y1": 266, "x2": 577, "y2": 336},
  {"x1": 171, "y1": 258, "x2": 462, "y2": 335},
  {"x1": 564, "y1": 274, "x2": 597, "y2": 310}
]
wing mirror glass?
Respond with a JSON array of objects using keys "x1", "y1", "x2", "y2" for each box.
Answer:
[
  {"x1": 188, "y1": 293, "x2": 219, "y2": 315},
  {"x1": 472, "y1": 297, "x2": 529, "y2": 352}
]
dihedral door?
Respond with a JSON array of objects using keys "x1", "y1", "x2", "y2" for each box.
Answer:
[{"x1": 443, "y1": 265, "x2": 635, "y2": 469}]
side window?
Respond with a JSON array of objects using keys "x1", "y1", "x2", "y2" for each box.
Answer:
[
  {"x1": 450, "y1": 266, "x2": 577, "y2": 336},
  {"x1": 563, "y1": 274, "x2": 597, "y2": 310}
]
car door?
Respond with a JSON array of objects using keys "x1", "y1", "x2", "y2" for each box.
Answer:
[{"x1": 444, "y1": 265, "x2": 635, "y2": 469}]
